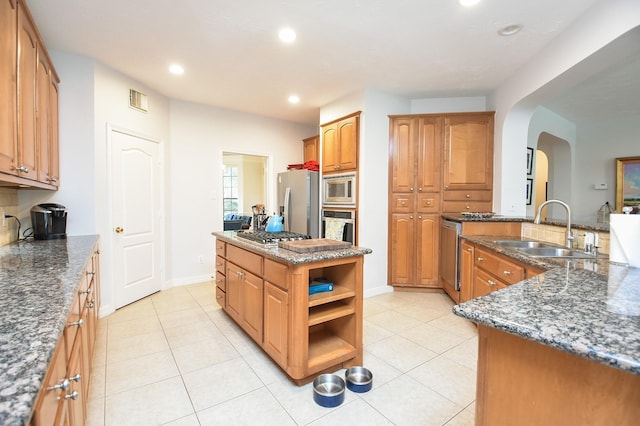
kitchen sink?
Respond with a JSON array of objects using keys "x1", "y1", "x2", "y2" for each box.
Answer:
[
  {"x1": 515, "y1": 247, "x2": 595, "y2": 259},
  {"x1": 492, "y1": 240, "x2": 556, "y2": 249}
]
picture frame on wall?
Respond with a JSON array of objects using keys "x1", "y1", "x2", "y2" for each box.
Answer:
[
  {"x1": 616, "y1": 156, "x2": 640, "y2": 211},
  {"x1": 526, "y1": 178, "x2": 533, "y2": 205},
  {"x1": 526, "y1": 147, "x2": 534, "y2": 175}
]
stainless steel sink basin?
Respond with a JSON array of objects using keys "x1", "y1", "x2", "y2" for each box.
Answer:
[
  {"x1": 515, "y1": 247, "x2": 595, "y2": 259},
  {"x1": 492, "y1": 240, "x2": 556, "y2": 249}
]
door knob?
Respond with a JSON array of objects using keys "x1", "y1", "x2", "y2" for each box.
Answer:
[{"x1": 115, "y1": 227, "x2": 124, "y2": 233}]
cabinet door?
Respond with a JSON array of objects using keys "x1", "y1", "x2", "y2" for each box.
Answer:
[
  {"x1": 473, "y1": 267, "x2": 505, "y2": 298},
  {"x1": 337, "y1": 115, "x2": 358, "y2": 171},
  {"x1": 460, "y1": 241, "x2": 475, "y2": 303},
  {"x1": 48, "y1": 76, "x2": 59, "y2": 186},
  {"x1": 321, "y1": 122, "x2": 338, "y2": 173},
  {"x1": 17, "y1": 5, "x2": 38, "y2": 178},
  {"x1": 31, "y1": 338, "x2": 67, "y2": 426},
  {"x1": 416, "y1": 116, "x2": 442, "y2": 192},
  {"x1": 36, "y1": 50, "x2": 51, "y2": 184},
  {"x1": 389, "y1": 117, "x2": 416, "y2": 193},
  {"x1": 0, "y1": 0, "x2": 18, "y2": 175},
  {"x1": 443, "y1": 113, "x2": 494, "y2": 190},
  {"x1": 225, "y1": 263, "x2": 242, "y2": 322},
  {"x1": 388, "y1": 213, "x2": 415, "y2": 285},
  {"x1": 416, "y1": 214, "x2": 439, "y2": 286},
  {"x1": 241, "y1": 270, "x2": 263, "y2": 343},
  {"x1": 263, "y1": 282, "x2": 288, "y2": 367},
  {"x1": 66, "y1": 337, "x2": 85, "y2": 426},
  {"x1": 303, "y1": 135, "x2": 319, "y2": 163}
]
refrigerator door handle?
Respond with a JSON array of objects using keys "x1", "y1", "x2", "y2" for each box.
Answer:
[{"x1": 283, "y1": 187, "x2": 291, "y2": 231}]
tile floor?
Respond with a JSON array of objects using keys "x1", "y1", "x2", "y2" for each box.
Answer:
[{"x1": 87, "y1": 283, "x2": 478, "y2": 426}]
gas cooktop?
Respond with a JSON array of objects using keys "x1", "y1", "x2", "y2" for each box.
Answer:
[{"x1": 235, "y1": 230, "x2": 311, "y2": 248}]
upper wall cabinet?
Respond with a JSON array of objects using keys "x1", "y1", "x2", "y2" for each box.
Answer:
[
  {"x1": 302, "y1": 134, "x2": 319, "y2": 163},
  {"x1": 0, "y1": 0, "x2": 60, "y2": 189},
  {"x1": 321, "y1": 112, "x2": 360, "y2": 174}
]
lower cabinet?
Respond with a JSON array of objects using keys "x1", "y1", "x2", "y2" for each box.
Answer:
[
  {"x1": 31, "y1": 244, "x2": 100, "y2": 426},
  {"x1": 214, "y1": 237, "x2": 364, "y2": 384},
  {"x1": 389, "y1": 213, "x2": 439, "y2": 287}
]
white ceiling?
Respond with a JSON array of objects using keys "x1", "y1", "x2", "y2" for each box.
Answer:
[{"x1": 27, "y1": 0, "x2": 603, "y2": 125}]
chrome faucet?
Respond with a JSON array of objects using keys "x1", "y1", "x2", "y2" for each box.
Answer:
[{"x1": 534, "y1": 199, "x2": 574, "y2": 248}]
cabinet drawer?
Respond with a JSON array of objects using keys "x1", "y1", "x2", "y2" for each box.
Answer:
[
  {"x1": 215, "y1": 255, "x2": 226, "y2": 274},
  {"x1": 473, "y1": 268, "x2": 507, "y2": 298},
  {"x1": 442, "y1": 200, "x2": 493, "y2": 214},
  {"x1": 391, "y1": 194, "x2": 414, "y2": 212},
  {"x1": 227, "y1": 244, "x2": 263, "y2": 276},
  {"x1": 264, "y1": 259, "x2": 288, "y2": 290},
  {"x1": 475, "y1": 247, "x2": 524, "y2": 285},
  {"x1": 215, "y1": 286, "x2": 225, "y2": 308},
  {"x1": 215, "y1": 271, "x2": 226, "y2": 291},
  {"x1": 63, "y1": 295, "x2": 82, "y2": 361},
  {"x1": 216, "y1": 239, "x2": 226, "y2": 256},
  {"x1": 443, "y1": 190, "x2": 492, "y2": 201},
  {"x1": 416, "y1": 193, "x2": 440, "y2": 213}
]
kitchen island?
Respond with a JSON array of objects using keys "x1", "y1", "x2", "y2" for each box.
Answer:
[
  {"x1": 454, "y1": 249, "x2": 640, "y2": 425},
  {"x1": 212, "y1": 231, "x2": 371, "y2": 384},
  {"x1": 0, "y1": 235, "x2": 100, "y2": 426}
]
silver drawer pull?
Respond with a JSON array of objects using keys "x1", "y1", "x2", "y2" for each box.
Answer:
[
  {"x1": 216, "y1": 295, "x2": 223, "y2": 299},
  {"x1": 69, "y1": 373, "x2": 81, "y2": 382},
  {"x1": 68, "y1": 319, "x2": 84, "y2": 328},
  {"x1": 477, "y1": 257, "x2": 485, "y2": 262},
  {"x1": 47, "y1": 379, "x2": 70, "y2": 392},
  {"x1": 65, "y1": 390, "x2": 79, "y2": 400},
  {"x1": 503, "y1": 270, "x2": 512, "y2": 276},
  {"x1": 487, "y1": 279, "x2": 496, "y2": 286}
]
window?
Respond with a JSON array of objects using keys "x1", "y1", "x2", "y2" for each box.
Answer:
[{"x1": 223, "y1": 166, "x2": 239, "y2": 216}]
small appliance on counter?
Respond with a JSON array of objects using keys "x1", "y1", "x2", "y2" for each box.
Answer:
[{"x1": 31, "y1": 203, "x2": 67, "y2": 240}]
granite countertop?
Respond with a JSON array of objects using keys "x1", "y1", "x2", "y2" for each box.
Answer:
[
  {"x1": 441, "y1": 213, "x2": 610, "y2": 232},
  {"x1": 454, "y1": 235, "x2": 640, "y2": 376},
  {"x1": 0, "y1": 235, "x2": 99, "y2": 426},
  {"x1": 212, "y1": 231, "x2": 372, "y2": 264}
]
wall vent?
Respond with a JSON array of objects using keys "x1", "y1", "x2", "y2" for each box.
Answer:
[{"x1": 129, "y1": 89, "x2": 148, "y2": 112}]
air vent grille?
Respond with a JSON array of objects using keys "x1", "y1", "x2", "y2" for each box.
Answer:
[{"x1": 129, "y1": 89, "x2": 148, "y2": 112}]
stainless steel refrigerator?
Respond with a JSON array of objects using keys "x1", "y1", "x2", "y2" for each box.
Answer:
[{"x1": 277, "y1": 169, "x2": 319, "y2": 238}]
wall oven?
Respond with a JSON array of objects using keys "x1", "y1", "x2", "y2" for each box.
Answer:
[
  {"x1": 321, "y1": 209, "x2": 356, "y2": 244},
  {"x1": 323, "y1": 173, "x2": 356, "y2": 207}
]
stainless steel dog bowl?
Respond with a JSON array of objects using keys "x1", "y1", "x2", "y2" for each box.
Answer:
[
  {"x1": 313, "y1": 374, "x2": 345, "y2": 407},
  {"x1": 345, "y1": 366, "x2": 373, "y2": 393}
]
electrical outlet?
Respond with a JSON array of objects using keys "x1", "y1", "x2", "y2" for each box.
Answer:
[{"x1": 198, "y1": 255, "x2": 205, "y2": 264}]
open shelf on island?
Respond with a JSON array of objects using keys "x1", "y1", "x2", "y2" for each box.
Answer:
[
  {"x1": 308, "y1": 301, "x2": 354, "y2": 326},
  {"x1": 307, "y1": 329, "x2": 357, "y2": 372},
  {"x1": 308, "y1": 284, "x2": 355, "y2": 307}
]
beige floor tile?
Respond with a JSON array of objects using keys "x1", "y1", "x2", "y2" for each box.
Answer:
[
  {"x1": 152, "y1": 295, "x2": 201, "y2": 314},
  {"x1": 361, "y1": 375, "x2": 461, "y2": 426},
  {"x1": 106, "y1": 329, "x2": 169, "y2": 364},
  {"x1": 107, "y1": 314, "x2": 163, "y2": 341},
  {"x1": 400, "y1": 323, "x2": 469, "y2": 354},
  {"x1": 399, "y1": 303, "x2": 451, "y2": 323},
  {"x1": 182, "y1": 357, "x2": 263, "y2": 411},
  {"x1": 157, "y1": 307, "x2": 210, "y2": 329},
  {"x1": 196, "y1": 387, "x2": 296, "y2": 426},
  {"x1": 307, "y1": 398, "x2": 394, "y2": 425},
  {"x1": 105, "y1": 350, "x2": 179, "y2": 395},
  {"x1": 429, "y1": 313, "x2": 478, "y2": 338},
  {"x1": 363, "y1": 319, "x2": 394, "y2": 346},
  {"x1": 409, "y1": 355, "x2": 476, "y2": 407},
  {"x1": 363, "y1": 298, "x2": 390, "y2": 318},
  {"x1": 88, "y1": 363, "x2": 106, "y2": 399},
  {"x1": 441, "y1": 337, "x2": 479, "y2": 371},
  {"x1": 444, "y1": 402, "x2": 476, "y2": 426},
  {"x1": 365, "y1": 310, "x2": 423, "y2": 334},
  {"x1": 163, "y1": 318, "x2": 225, "y2": 349},
  {"x1": 171, "y1": 335, "x2": 240, "y2": 374},
  {"x1": 86, "y1": 396, "x2": 105, "y2": 426},
  {"x1": 360, "y1": 351, "x2": 403, "y2": 388},
  {"x1": 366, "y1": 335, "x2": 438, "y2": 373},
  {"x1": 104, "y1": 376, "x2": 193, "y2": 426},
  {"x1": 162, "y1": 414, "x2": 201, "y2": 426},
  {"x1": 107, "y1": 298, "x2": 156, "y2": 324}
]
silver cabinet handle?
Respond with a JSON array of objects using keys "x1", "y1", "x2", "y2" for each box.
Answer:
[
  {"x1": 48, "y1": 177, "x2": 58, "y2": 183},
  {"x1": 477, "y1": 257, "x2": 485, "y2": 262},
  {"x1": 69, "y1": 373, "x2": 81, "y2": 382},
  {"x1": 47, "y1": 379, "x2": 70, "y2": 392},
  {"x1": 80, "y1": 288, "x2": 92, "y2": 295},
  {"x1": 68, "y1": 319, "x2": 84, "y2": 328},
  {"x1": 216, "y1": 295, "x2": 223, "y2": 300},
  {"x1": 487, "y1": 279, "x2": 496, "y2": 286},
  {"x1": 466, "y1": 194, "x2": 471, "y2": 198},
  {"x1": 65, "y1": 390, "x2": 79, "y2": 400},
  {"x1": 503, "y1": 271, "x2": 512, "y2": 276},
  {"x1": 467, "y1": 247, "x2": 473, "y2": 252},
  {"x1": 15, "y1": 166, "x2": 29, "y2": 173},
  {"x1": 410, "y1": 187, "x2": 414, "y2": 192}
]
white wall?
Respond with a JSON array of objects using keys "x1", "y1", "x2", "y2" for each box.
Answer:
[
  {"x1": 491, "y1": 0, "x2": 640, "y2": 217},
  {"x1": 168, "y1": 101, "x2": 316, "y2": 286}
]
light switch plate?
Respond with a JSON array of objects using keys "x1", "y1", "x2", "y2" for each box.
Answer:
[{"x1": 593, "y1": 183, "x2": 608, "y2": 190}]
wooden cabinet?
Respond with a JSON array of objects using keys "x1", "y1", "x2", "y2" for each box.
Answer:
[
  {"x1": 388, "y1": 116, "x2": 442, "y2": 288},
  {"x1": 321, "y1": 113, "x2": 359, "y2": 174},
  {"x1": 215, "y1": 240, "x2": 226, "y2": 308},
  {"x1": 460, "y1": 240, "x2": 475, "y2": 303},
  {"x1": 442, "y1": 113, "x2": 494, "y2": 213},
  {"x1": 0, "y1": 0, "x2": 60, "y2": 189},
  {"x1": 302, "y1": 135, "x2": 319, "y2": 163},
  {"x1": 31, "y1": 244, "x2": 100, "y2": 426},
  {"x1": 214, "y1": 237, "x2": 364, "y2": 384}
]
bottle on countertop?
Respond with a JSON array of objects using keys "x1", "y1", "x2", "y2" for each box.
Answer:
[{"x1": 597, "y1": 201, "x2": 612, "y2": 223}]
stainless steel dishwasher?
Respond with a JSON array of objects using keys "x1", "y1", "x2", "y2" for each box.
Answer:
[{"x1": 440, "y1": 219, "x2": 462, "y2": 301}]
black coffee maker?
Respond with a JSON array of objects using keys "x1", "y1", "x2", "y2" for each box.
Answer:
[{"x1": 31, "y1": 203, "x2": 67, "y2": 240}]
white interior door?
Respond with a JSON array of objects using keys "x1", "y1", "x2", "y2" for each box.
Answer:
[{"x1": 111, "y1": 128, "x2": 163, "y2": 308}]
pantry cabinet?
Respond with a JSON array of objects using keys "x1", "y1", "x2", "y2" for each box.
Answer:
[
  {"x1": 388, "y1": 116, "x2": 442, "y2": 288},
  {"x1": 0, "y1": 0, "x2": 60, "y2": 189},
  {"x1": 388, "y1": 112, "x2": 494, "y2": 289},
  {"x1": 321, "y1": 113, "x2": 359, "y2": 174}
]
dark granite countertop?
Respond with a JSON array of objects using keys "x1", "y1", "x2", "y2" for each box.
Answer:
[
  {"x1": 0, "y1": 235, "x2": 99, "y2": 426},
  {"x1": 212, "y1": 231, "x2": 372, "y2": 264},
  {"x1": 454, "y1": 235, "x2": 640, "y2": 376},
  {"x1": 441, "y1": 214, "x2": 610, "y2": 232}
]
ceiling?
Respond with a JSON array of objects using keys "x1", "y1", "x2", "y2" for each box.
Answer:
[{"x1": 27, "y1": 0, "x2": 603, "y2": 125}]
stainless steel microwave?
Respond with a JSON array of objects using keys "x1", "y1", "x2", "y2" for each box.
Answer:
[{"x1": 323, "y1": 173, "x2": 356, "y2": 206}]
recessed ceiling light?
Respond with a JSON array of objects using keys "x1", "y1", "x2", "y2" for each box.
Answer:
[
  {"x1": 498, "y1": 24, "x2": 522, "y2": 36},
  {"x1": 288, "y1": 95, "x2": 300, "y2": 104},
  {"x1": 458, "y1": 0, "x2": 481, "y2": 7},
  {"x1": 279, "y1": 27, "x2": 297, "y2": 43},
  {"x1": 169, "y1": 64, "x2": 184, "y2": 75}
]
